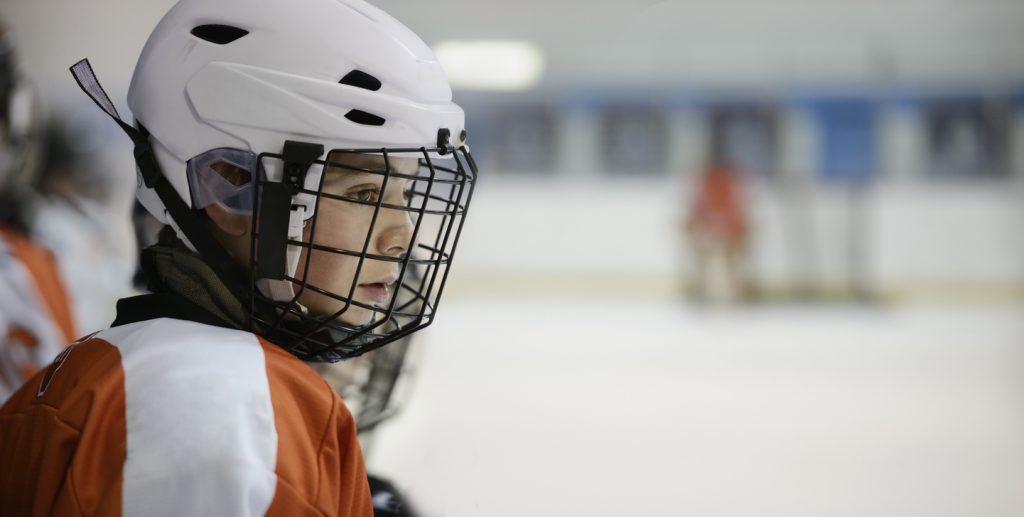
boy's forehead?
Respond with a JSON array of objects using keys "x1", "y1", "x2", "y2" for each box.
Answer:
[{"x1": 325, "y1": 152, "x2": 419, "y2": 175}]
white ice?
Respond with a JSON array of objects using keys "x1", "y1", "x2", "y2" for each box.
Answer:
[{"x1": 366, "y1": 300, "x2": 1024, "y2": 517}]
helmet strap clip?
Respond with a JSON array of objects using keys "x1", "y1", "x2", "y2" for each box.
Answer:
[{"x1": 282, "y1": 140, "x2": 324, "y2": 192}]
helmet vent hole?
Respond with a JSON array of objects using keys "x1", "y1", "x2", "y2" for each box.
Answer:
[
  {"x1": 345, "y1": 110, "x2": 386, "y2": 126},
  {"x1": 339, "y1": 70, "x2": 382, "y2": 91},
  {"x1": 190, "y1": 24, "x2": 250, "y2": 45}
]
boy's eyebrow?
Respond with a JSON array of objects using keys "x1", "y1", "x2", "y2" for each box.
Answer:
[
  {"x1": 323, "y1": 153, "x2": 419, "y2": 176},
  {"x1": 322, "y1": 162, "x2": 388, "y2": 179},
  {"x1": 321, "y1": 170, "x2": 416, "y2": 193},
  {"x1": 324, "y1": 163, "x2": 419, "y2": 178}
]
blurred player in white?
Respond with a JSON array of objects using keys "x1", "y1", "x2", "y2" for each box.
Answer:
[
  {"x1": 0, "y1": 22, "x2": 77, "y2": 403},
  {"x1": 0, "y1": 0, "x2": 476, "y2": 515}
]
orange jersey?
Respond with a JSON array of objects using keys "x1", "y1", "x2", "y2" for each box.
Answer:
[
  {"x1": 0, "y1": 318, "x2": 373, "y2": 516},
  {"x1": 0, "y1": 226, "x2": 76, "y2": 402},
  {"x1": 687, "y1": 166, "x2": 748, "y2": 241}
]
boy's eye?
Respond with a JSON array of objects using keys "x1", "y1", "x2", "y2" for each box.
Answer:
[{"x1": 347, "y1": 187, "x2": 379, "y2": 203}]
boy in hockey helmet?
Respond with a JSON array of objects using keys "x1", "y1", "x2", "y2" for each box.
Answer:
[{"x1": 0, "y1": 0, "x2": 475, "y2": 515}]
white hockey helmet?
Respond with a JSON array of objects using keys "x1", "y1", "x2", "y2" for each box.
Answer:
[
  {"x1": 127, "y1": 0, "x2": 467, "y2": 228},
  {"x1": 71, "y1": 0, "x2": 477, "y2": 361}
]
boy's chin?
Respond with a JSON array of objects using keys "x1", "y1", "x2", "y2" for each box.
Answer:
[
  {"x1": 302, "y1": 298, "x2": 372, "y2": 327},
  {"x1": 332, "y1": 307, "x2": 375, "y2": 328}
]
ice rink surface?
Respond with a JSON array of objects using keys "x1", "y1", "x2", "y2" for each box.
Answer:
[{"x1": 366, "y1": 300, "x2": 1024, "y2": 517}]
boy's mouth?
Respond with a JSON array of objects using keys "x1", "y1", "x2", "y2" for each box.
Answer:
[{"x1": 358, "y1": 276, "x2": 397, "y2": 304}]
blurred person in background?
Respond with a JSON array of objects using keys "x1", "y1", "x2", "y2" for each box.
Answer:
[
  {"x1": 684, "y1": 147, "x2": 752, "y2": 305},
  {"x1": 32, "y1": 113, "x2": 138, "y2": 334},
  {"x1": 0, "y1": 22, "x2": 77, "y2": 403},
  {"x1": 0, "y1": 0, "x2": 474, "y2": 515}
]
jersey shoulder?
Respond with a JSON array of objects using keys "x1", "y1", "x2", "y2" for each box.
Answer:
[{"x1": 0, "y1": 225, "x2": 75, "y2": 341}]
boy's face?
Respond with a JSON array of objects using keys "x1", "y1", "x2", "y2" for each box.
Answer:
[{"x1": 294, "y1": 152, "x2": 418, "y2": 326}]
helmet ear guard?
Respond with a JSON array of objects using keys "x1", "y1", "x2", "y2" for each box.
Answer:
[{"x1": 186, "y1": 147, "x2": 259, "y2": 213}]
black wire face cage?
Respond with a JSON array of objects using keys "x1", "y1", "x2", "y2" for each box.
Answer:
[{"x1": 248, "y1": 144, "x2": 476, "y2": 362}]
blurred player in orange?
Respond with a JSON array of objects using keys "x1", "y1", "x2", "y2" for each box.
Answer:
[
  {"x1": 0, "y1": 23, "x2": 76, "y2": 402},
  {"x1": 685, "y1": 153, "x2": 751, "y2": 305}
]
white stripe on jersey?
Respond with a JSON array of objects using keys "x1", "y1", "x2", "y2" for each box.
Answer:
[{"x1": 97, "y1": 318, "x2": 278, "y2": 517}]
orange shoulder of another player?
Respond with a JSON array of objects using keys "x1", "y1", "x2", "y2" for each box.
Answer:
[{"x1": 0, "y1": 226, "x2": 77, "y2": 342}]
